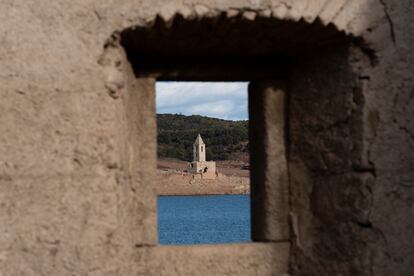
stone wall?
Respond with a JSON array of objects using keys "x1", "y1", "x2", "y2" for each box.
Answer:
[
  {"x1": 289, "y1": 44, "x2": 377, "y2": 275},
  {"x1": 288, "y1": 2, "x2": 414, "y2": 274},
  {"x1": 189, "y1": 161, "x2": 216, "y2": 175},
  {"x1": 0, "y1": 1, "x2": 413, "y2": 275}
]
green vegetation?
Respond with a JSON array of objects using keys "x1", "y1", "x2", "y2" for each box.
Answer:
[{"x1": 157, "y1": 114, "x2": 248, "y2": 161}]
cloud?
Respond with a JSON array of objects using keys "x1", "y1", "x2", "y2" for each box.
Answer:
[
  {"x1": 156, "y1": 82, "x2": 248, "y2": 120},
  {"x1": 190, "y1": 100, "x2": 234, "y2": 117}
]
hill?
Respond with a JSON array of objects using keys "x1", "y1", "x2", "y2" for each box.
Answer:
[{"x1": 157, "y1": 114, "x2": 248, "y2": 161}]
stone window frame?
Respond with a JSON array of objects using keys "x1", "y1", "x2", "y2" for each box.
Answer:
[
  {"x1": 121, "y1": 77, "x2": 289, "y2": 244},
  {"x1": 102, "y1": 51, "x2": 291, "y2": 270},
  {"x1": 99, "y1": 13, "x2": 369, "y2": 274}
]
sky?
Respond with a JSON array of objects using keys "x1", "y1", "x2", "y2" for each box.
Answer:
[{"x1": 156, "y1": 82, "x2": 248, "y2": 121}]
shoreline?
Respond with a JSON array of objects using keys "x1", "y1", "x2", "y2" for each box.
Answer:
[{"x1": 156, "y1": 170, "x2": 250, "y2": 196}]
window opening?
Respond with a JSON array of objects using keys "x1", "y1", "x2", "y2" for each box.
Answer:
[{"x1": 156, "y1": 81, "x2": 250, "y2": 245}]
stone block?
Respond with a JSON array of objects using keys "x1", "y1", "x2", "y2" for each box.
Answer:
[
  {"x1": 0, "y1": 87, "x2": 122, "y2": 177},
  {"x1": 249, "y1": 80, "x2": 289, "y2": 242},
  {"x1": 0, "y1": 174, "x2": 124, "y2": 275},
  {"x1": 136, "y1": 242, "x2": 290, "y2": 275}
]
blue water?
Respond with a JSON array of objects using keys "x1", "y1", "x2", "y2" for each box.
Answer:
[{"x1": 157, "y1": 195, "x2": 251, "y2": 245}]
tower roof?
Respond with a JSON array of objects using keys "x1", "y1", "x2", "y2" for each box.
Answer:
[{"x1": 194, "y1": 134, "x2": 205, "y2": 145}]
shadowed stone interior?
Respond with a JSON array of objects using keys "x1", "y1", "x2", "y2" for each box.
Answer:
[{"x1": 120, "y1": 15, "x2": 352, "y2": 81}]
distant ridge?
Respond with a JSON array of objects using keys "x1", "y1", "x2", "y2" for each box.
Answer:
[{"x1": 157, "y1": 113, "x2": 248, "y2": 161}]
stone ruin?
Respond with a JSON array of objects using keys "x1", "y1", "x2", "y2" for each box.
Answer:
[
  {"x1": 0, "y1": 1, "x2": 413, "y2": 275},
  {"x1": 188, "y1": 134, "x2": 216, "y2": 179}
]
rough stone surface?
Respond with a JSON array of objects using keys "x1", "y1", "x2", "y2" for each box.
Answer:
[
  {"x1": 249, "y1": 81, "x2": 289, "y2": 242},
  {"x1": 289, "y1": 44, "x2": 372, "y2": 275},
  {"x1": 289, "y1": 40, "x2": 413, "y2": 275},
  {"x1": 0, "y1": 0, "x2": 413, "y2": 275},
  {"x1": 136, "y1": 242, "x2": 290, "y2": 275}
]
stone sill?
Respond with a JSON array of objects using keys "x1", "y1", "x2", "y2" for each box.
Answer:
[{"x1": 135, "y1": 242, "x2": 290, "y2": 275}]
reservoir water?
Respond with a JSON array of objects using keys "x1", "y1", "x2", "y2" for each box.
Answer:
[{"x1": 157, "y1": 195, "x2": 251, "y2": 245}]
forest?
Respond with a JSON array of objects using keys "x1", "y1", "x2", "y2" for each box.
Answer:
[{"x1": 157, "y1": 114, "x2": 249, "y2": 161}]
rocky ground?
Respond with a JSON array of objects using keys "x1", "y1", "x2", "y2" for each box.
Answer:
[{"x1": 156, "y1": 158, "x2": 250, "y2": 195}]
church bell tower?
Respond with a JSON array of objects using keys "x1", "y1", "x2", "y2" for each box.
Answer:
[{"x1": 193, "y1": 134, "x2": 206, "y2": 162}]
